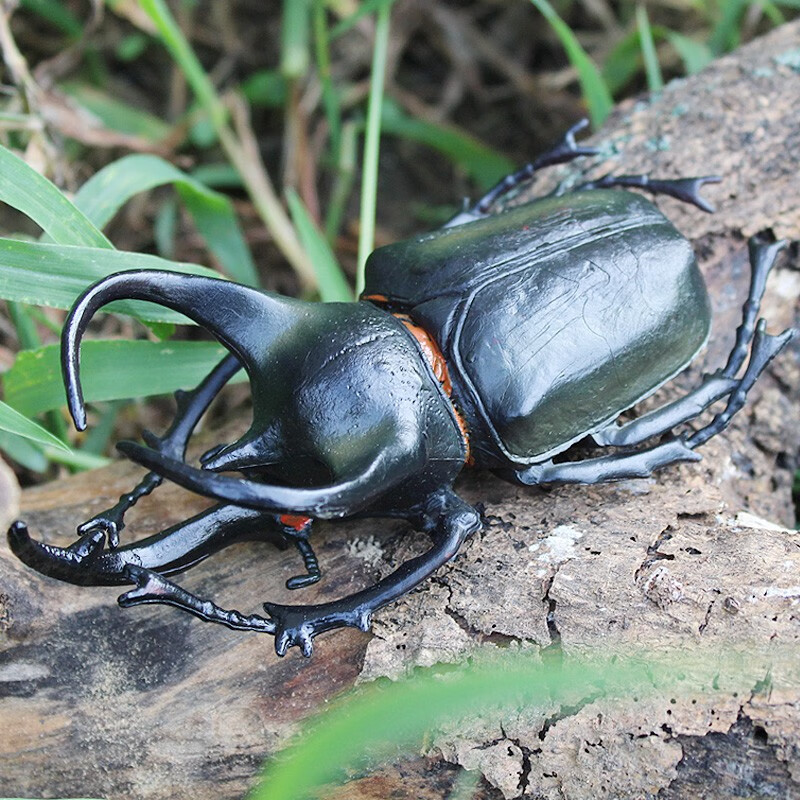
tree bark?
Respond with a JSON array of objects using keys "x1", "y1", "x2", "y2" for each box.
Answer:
[{"x1": 2, "y1": 21, "x2": 800, "y2": 800}]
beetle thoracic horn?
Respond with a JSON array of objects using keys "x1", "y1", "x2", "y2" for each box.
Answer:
[{"x1": 62, "y1": 270, "x2": 299, "y2": 431}]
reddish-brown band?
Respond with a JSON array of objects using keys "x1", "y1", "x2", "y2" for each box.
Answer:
[{"x1": 392, "y1": 313, "x2": 472, "y2": 465}]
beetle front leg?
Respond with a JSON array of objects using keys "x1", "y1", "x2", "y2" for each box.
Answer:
[
  {"x1": 78, "y1": 353, "x2": 242, "y2": 547},
  {"x1": 445, "y1": 119, "x2": 598, "y2": 227},
  {"x1": 574, "y1": 173, "x2": 721, "y2": 213},
  {"x1": 263, "y1": 491, "x2": 482, "y2": 657},
  {"x1": 119, "y1": 565, "x2": 276, "y2": 634},
  {"x1": 9, "y1": 502, "x2": 269, "y2": 585}
]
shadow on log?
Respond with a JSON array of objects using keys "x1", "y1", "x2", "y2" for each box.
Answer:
[{"x1": 2, "y1": 21, "x2": 800, "y2": 800}]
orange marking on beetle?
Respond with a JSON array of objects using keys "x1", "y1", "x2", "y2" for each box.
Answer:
[
  {"x1": 392, "y1": 313, "x2": 472, "y2": 465},
  {"x1": 360, "y1": 293, "x2": 389, "y2": 304},
  {"x1": 280, "y1": 514, "x2": 312, "y2": 531}
]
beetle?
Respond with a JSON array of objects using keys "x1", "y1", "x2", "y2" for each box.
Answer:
[{"x1": 8, "y1": 121, "x2": 795, "y2": 657}]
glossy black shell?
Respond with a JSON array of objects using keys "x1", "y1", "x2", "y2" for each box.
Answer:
[{"x1": 363, "y1": 189, "x2": 712, "y2": 467}]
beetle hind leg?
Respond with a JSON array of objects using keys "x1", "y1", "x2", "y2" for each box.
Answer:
[
  {"x1": 593, "y1": 237, "x2": 787, "y2": 449},
  {"x1": 511, "y1": 322, "x2": 792, "y2": 487},
  {"x1": 508, "y1": 237, "x2": 796, "y2": 487}
]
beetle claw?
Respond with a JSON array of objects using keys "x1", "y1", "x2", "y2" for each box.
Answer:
[
  {"x1": 77, "y1": 515, "x2": 121, "y2": 549},
  {"x1": 118, "y1": 563, "x2": 167, "y2": 605}
]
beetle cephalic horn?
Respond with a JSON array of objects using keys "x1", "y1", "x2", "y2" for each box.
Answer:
[
  {"x1": 115, "y1": 440, "x2": 414, "y2": 519},
  {"x1": 62, "y1": 270, "x2": 300, "y2": 431}
]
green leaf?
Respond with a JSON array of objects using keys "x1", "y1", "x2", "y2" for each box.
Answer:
[
  {"x1": 0, "y1": 428, "x2": 49, "y2": 472},
  {"x1": 0, "y1": 399, "x2": 70, "y2": 452},
  {"x1": 190, "y1": 163, "x2": 243, "y2": 189},
  {"x1": 0, "y1": 143, "x2": 111, "y2": 248},
  {"x1": 20, "y1": 0, "x2": 83, "y2": 37},
  {"x1": 0, "y1": 236, "x2": 222, "y2": 323},
  {"x1": 379, "y1": 98, "x2": 515, "y2": 190},
  {"x1": 602, "y1": 30, "x2": 642, "y2": 97},
  {"x1": 60, "y1": 82, "x2": 173, "y2": 142},
  {"x1": 242, "y1": 69, "x2": 289, "y2": 108},
  {"x1": 116, "y1": 32, "x2": 150, "y2": 62},
  {"x1": 286, "y1": 189, "x2": 352, "y2": 302},
  {"x1": 4, "y1": 340, "x2": 246, "y2": 417},
  {"x1": 664, "y1": 31, "x2": 713, "y2": 75},
  {"x1": 527, "y1": 0, "x2": 613, "y2": 128},
  {"x1": 74, "y1": 154, "x2": 259, "y2": 286},
  {"x1": 708, "y1": 0, "x2": 747, "y2": 55}
]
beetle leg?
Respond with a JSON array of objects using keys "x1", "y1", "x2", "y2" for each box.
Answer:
[
  {"x1": 593, "y1": 237, "x2": 787, "y2": 448},
  {"x1": 77, "y1": 490, "x2": 478, "y2": 656},
  {"x1": 686, "y1": 322, "x2": 795, "y2": 449},
  {"x1": 76, "y1": 353, "x2": 242, "y2": 548},
  {"x1": 278, "y1": 514, "x2": 322, "y2": 589},
  {"x1": 574, "y1": 173, "x2": 721, "y2": 213},
  {"x1": 444, "y1": 119, "x2": 598, "y2": 227},
  {"x1": 8, "y1": 503, "x2": 276, "y2": 586},
  {"x1": 509, "y1": 439, "x2": 701, "y2": 486},
  {"x1": 119, "y1": 565, "x2": 276, "y2": 634},
  {"x1": 261, "y1": 491, "x2": 482, "y2": 657}
]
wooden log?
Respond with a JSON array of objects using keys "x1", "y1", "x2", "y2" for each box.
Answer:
[{"x1": 2, "y1": 21, "x2": 800, "y2": 800}]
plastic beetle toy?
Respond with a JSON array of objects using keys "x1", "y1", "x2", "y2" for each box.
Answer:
[{"x1": 8, "y1": 121, "x2": 795, "y2": 657}]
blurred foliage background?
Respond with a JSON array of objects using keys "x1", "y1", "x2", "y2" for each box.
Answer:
[{"x1": 0, "y1": 0, "x2": 797, "y2": 481}]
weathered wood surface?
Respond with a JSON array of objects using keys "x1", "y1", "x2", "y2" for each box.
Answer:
[{"x1": 2, "y1": 22, "x2": 800, "y2": 800}]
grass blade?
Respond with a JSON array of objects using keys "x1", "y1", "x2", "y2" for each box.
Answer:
[
  {"x1": 74, "y1": 154, "x2": 258, "y2": 286},
  {"x1": 0, "y1": 428, "x2": 49, "y2": 471},
  {"x1": 380, "y1": 98, "x2": 514, "y2": 190},
  {"x1": 313, "y1": 0, "x2": 342, "y2": 158},
  {"x1": 0, "y1": 236, "x2": 221, "y2": 323},
  {"x1": 0, "y1": 399, "x2": 70, "y2": 452},
  {"x1": 708, "y1": 0, "x2": 747, "y2": 55},
  {"x1": 0, "y1": 143, "x2": 110, "y2": 248},
  {"x1": 329, "y1": 0, "x2": 389, "y2": 38},
  {"x1": 250, "y1": 647, "x2": 794, "y2": 800},
  {"x1": 281, "y1": 0, "x2": 311, "y2": 80},
  {"x1": 636, "y1": 5, "x2": 663, "y2": 92},
  {"x1": 21, "y1": 0, "x2": 83, "y2": 36},
  {"x1": 357, "y1": 0, "x2": 393, "y2": 296},
  {"x1": 527, "y1": 0, "x2": 613, "y2": 128},
  {"x1": 4, "y1": 340, "x2": 244, "y2": 416},
  {"x1": 286, "y1": 188, "x2": 352, "y2": 302},
  {"x1": 324, "y1": 119, "x2": 358, "y2": 243},
  {"x1": 138, "y1": 0, "x2": 227, "y2": 129},
  {"x1": 139, "y1": 0, "x2": 315, "y2": 289}
]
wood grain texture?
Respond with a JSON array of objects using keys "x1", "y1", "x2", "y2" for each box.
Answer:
[{"x1": 2, "y1": 21, "x2": 800, "y2": 800}]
